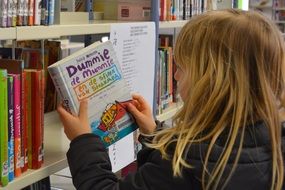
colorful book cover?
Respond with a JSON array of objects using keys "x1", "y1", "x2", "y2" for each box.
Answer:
[
  {"x1": 0, "y1": 0, "x2": 8, "y2": 27},
  {"x1": 48, "y1": 41, "x2": 138, "y2": 147},
  {"x1": 0, "y1": 69, "x2": 9, "y2": 187},
  {"x1": 7, "y1": 75, "x2": 14, "y2": 182}
]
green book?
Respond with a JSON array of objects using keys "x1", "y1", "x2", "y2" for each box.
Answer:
[{"x1": 0, "y1": 69, "x2": 8, "y2": 187}]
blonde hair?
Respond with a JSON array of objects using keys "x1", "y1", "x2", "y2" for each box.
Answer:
[{"x1": 151, "y1": 9, "x2": 285, "y2": 189}]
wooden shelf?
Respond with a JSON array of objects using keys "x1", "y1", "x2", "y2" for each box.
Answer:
[
  {"x1": 0, "y1": 28, "x2": 17, "y2": 40},
  {"x1": 156, "y1": 102, "x2": 183, "y2": 121},
  {"x1": 159, "y1": 20, "x2": 188, "y2": 29},
  {"x1": 1, "y1": 111, "x2": 69, "y2": 190}
]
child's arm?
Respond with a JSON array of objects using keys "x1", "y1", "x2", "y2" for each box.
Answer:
[{"x1": 66, "y1": 133, "x2": 189, "y2": 190}]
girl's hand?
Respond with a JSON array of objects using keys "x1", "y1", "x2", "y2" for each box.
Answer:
[
  {"x1": 127, "y1": 94, "x2": 156, "y2": 134},
  {"x1": 57, "y1": 100, "x2": 91, "y2": 141}
]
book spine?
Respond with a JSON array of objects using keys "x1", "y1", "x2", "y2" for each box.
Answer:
[
  {"x1": 23, "y1": 0, "x2": 29, "y2": 25},
  {"x1": 7, "y1": 0, "x2": 13, "y2": 27},
  {"x1": 0, "y1": 70, "x2": 9, "y2": 187},
  {"x1": 0, "y1": 0, "x2": 8, "y2": 27},
  {"x1": 48, "y1": 66, "x2": 78, "y2": 115},
  {"x1": 7, "y1": 76, "x2": 14, "y2": 182},
  {"x1": 160, "y1": 0, "x2": 166, "y2": 21},
  {"x1": 31, "y1": 71, "x2": 42, "y2": 169},
  {"x1": 11, "y1": 0, "x2": 17, "y2": 26},
  {"x1": 33, "y1": 0, "x2": 41, "y2": 25},
  {"x1": 24, "y1": 71, "x2": 33, "y2": 168},
  {"x1": 21, "y1": 72, "x2": 28, "y2": 172},
  {"x1": 40, "y1": 0, "x2": 48, "y2": 25},
  {"x1": 13, "y1": 74, "x2": 21, "y2": 177},
  {"x1": 40, "y1": 70, "x2": 45, "y2": 165},
  {"x1": 48, "y1": 0, "x2": 55, "y2": 25},
  {"x1": 28, "y1": 0, "x2": 34, "y2": 25},
  {"x1": 17, "y1": 0, "x2": 24, "y2": 26}
]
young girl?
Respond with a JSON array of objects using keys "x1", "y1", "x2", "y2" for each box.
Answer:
[{"x1": 57, "y1": 9, "x2": 285, "y2": 190}]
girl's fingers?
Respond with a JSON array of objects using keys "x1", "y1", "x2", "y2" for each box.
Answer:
[
  {"x1": 79, "y1": 100, "x2": 88, "y2": 121},
  {"x1": 57, "y1": 104, "x2": 73, "y2": 120},
  {"x1": 127, "y1": 103, "x2": 142, "y2": 118},
  {"x1": 132, "y1": 94, "x2": 148, "y2": 109}
]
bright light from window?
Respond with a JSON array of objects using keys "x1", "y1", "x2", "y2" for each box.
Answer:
[
  {"x1": 242, "y1": 0, "x2": 249, "y2": 10},
  {"x1": 101, "y1": 36, "x2": 109, "y2": 42}
]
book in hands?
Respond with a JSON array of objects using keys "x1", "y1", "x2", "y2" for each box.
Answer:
[{"x1": 48, "y1": 41, "x2": 138, "y2": 147}]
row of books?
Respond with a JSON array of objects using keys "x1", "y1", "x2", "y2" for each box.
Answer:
[
  {"x1": 156, "y1": 34, "x2": 179, "y2": 115},
  {"x1": 160, "y1": 0, "x2": 210, "y2": 21},
  {"x1": 0, "y1": 39, "x2": 84, "y2": 187},
  {"x1": 273, "y1": 0, "x2": 285, "y2": 8},
  {"x1": 0, "y1": 0, "x2": 56, "y2": 27},
  {"x1": 274, "y1": 10, "x2": 285, "y2": 21},
  {"x1": 0, "y1": 59, "x2": 44, "y2": 187}
]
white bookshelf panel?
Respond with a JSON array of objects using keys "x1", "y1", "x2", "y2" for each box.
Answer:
[
  {"x1": 156, "y1": 103, "x2": 183, "y2": 122},
  {"x1": 0, "y1": 28, "x2": 16, "y2": 40},
  {"x1": 159, "y1": 20, "x2": 188, "y2": 29},
  {"x1": 16, "y1": 20, "x2": 140, "y2": 40}
]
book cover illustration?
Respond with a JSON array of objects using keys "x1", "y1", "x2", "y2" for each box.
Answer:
[{"x1": 48, "y1": 41, "x2": 137, "y2": 147}]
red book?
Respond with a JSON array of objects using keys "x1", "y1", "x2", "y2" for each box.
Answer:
[
  {"x1": 23, "y1": 71, "x2": 33, "y2": 168},
  {"x1": 160, "y1": 0, "x2": 166, "y2": 21},
  {"x1": 30, "y1": 70, "x2": 43, "y2": 169},
  {"x1": 21, "y1": 72, "x2": 28, "y2": 172}
]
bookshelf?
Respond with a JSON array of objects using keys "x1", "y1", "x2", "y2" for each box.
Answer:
[
  {"x1": 0, "y1": 0, "x2": 189, "y2": 187},
  {"x1": 1, "y1": 111, "x2": 69, "y2": 190},
  {"x1": 0, "y1": 18, "x2": 185, "y2": 189}
]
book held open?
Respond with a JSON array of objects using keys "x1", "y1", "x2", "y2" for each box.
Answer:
[{"x1": 48, "y1": 41, "x2": 137, "y2": 147}]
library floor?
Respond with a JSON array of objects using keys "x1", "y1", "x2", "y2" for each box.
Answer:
[{"x1": 50, "y1": 168, "x2": 76, "y2": 190}]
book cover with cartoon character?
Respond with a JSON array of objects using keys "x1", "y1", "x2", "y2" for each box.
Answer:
[{"x1": 48, "y1": 40, "x2": 138, "y2": 147}]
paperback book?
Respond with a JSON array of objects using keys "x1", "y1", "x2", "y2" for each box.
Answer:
[{"x1": 48, "y1": 41, "x2": 138, "y2": 147}]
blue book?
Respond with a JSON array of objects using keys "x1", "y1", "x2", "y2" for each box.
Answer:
[
  {"x1": 48, "y1": 0, "x2": 55, "y2": 25},
  {"x1": 7, "y1": 75, "x2": 14, "y2": 182}
]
